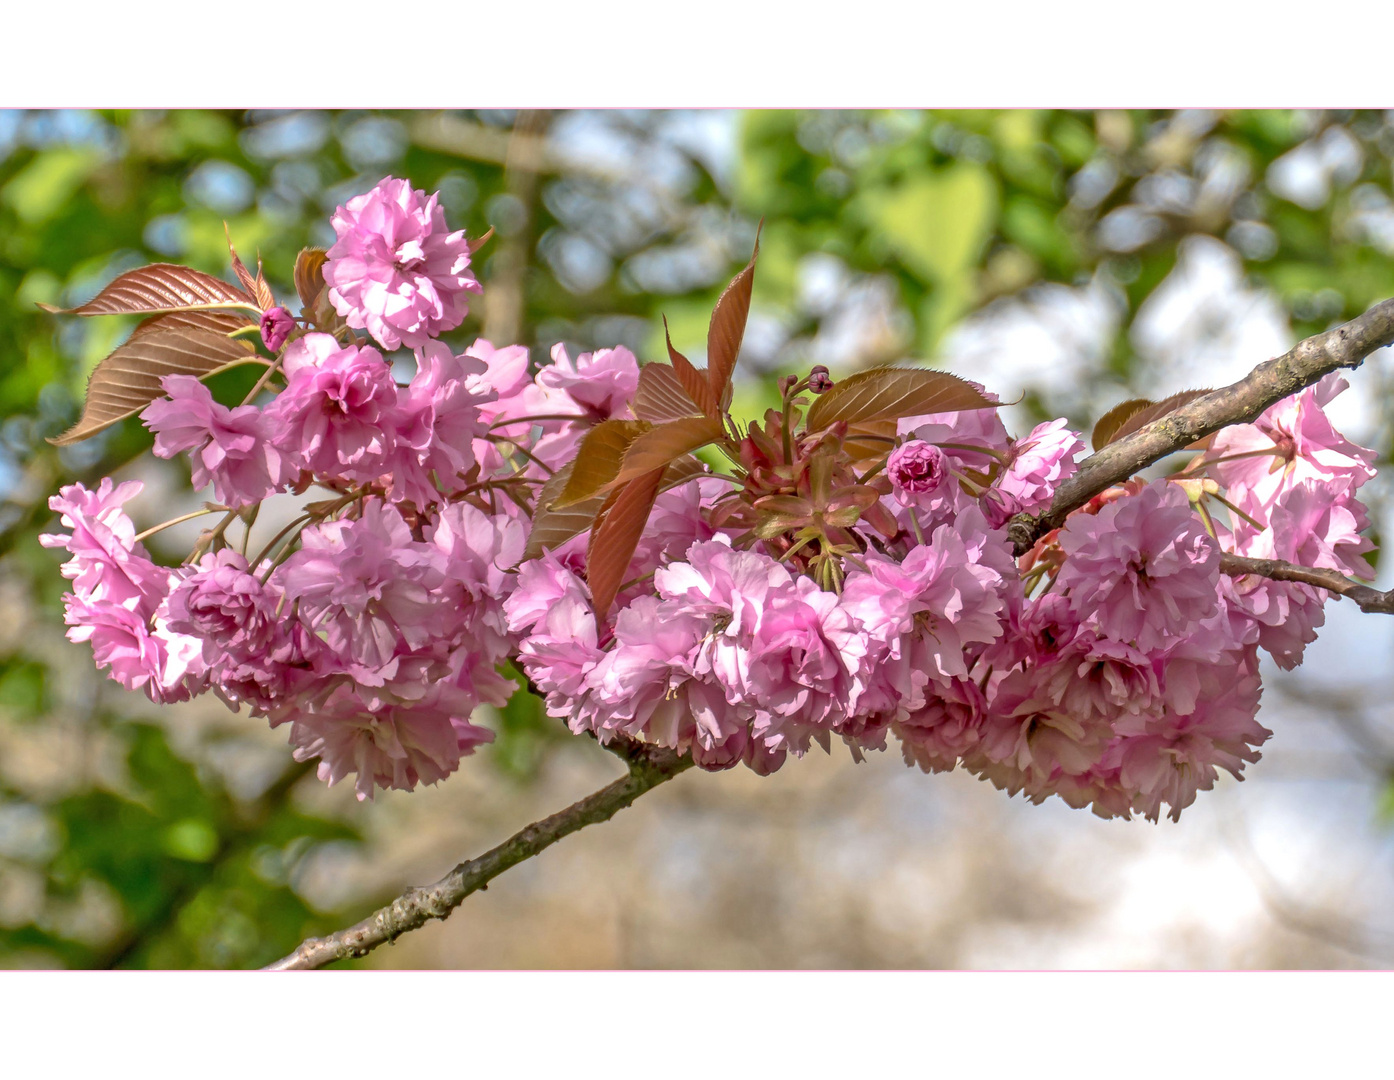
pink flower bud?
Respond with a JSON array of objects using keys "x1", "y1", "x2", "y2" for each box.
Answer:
[
  {"x1": 887, "y1": 439, "x2": 947, "y2": 496},
  {"x1": 259, "y1": 307, "x2": 295, "y2": 352},
  {"x1": 808, "y1": 365, "x2": 833, "y2": 394}
]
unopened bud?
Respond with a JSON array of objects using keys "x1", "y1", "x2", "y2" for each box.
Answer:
[
  {"x1": 259, "y1": 306, "x2": 295, "y2": 352},
  {"x1": 808, "y1": 365, "x2": 833, "y2": 394}
]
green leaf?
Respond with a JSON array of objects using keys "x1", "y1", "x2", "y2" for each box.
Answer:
[
  {"x1": 1, "y1": 147, "x2": 102, "y2": 225},
  {"x1": 805, "y1": 367, "x2": 995, "y2": 433},
  {"x1": 860, "y1": 162, "x2": 998, "y2": 348}
]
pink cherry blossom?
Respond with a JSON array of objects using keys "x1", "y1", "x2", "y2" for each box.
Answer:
[
  {"x1": 265, "y1": 333, "x2": 402, "y2": 486},
  {"x1": 391, "y1": 341, "x2": 493, "y2": 506},
  {"x1": 535, "y1": 343, "x2": 640, "y2": 420},
  {"x1": 284, "y1": 682, "x2": 493, "y2": 801},
  {"x1": 1208, "y1": 374, "x2": 1376, "y2": 519},
  {"x1": 984, "y1": 418, "x2": 1085, "y2": 527},
  {"x1": 142, "y1": 375, "x2": 286, "y2": 507},
  {"x1": 886, "y1": 440, "x2": 948, "y2": 505},
  {"x1": 1057, "y1": 480, "x2": 1220, "y2": 653},
  {"x1": 259, "y1": 306, "x2": 295, "y2": 352},
  {"x1": 325, "y1": 176, "x2": 481, "y2": 351},
  {"x1": 40, "y1": 479, "x2": 169, "y2": 615}
]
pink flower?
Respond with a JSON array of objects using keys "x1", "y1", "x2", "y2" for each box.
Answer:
[
  {"x1": 265, "y1": 333, "x2": 402, "y2": 485},
  {"x1": 1109, "y1": 648, "x2": 1269, "y2": 822},
  {"x1": 895, "y1": 677, "x2": 988, "y2": 774},
  {"x1": 974, "y1": 669, "x2": 1114, "y2": 797},
  {"x1": 163, "y1": 549, "x2": 278, "y2": 658},
  {"x1": 655, "y1": 536, "x2": 792, "y2": 699},
  {"x1": 285, "y1": 682, "x2": 493, "y2": 800},
  {"x1": 746, "y1": 576, "x2": 869, "y2": 751},
  {"x1": 142, "y1": 375, "x2": 285, "y2": 507},
  {"x1": 279, "y1": 500, "x2": 445, "y2": 669},
  {"x1": 1057, "y1": 481, "x2": 1219, "y2": 653},
  {"x1": 506, "y1": 551, "x2": 605, "y2": 727},
  {"x1": 325, "y1": 176, "x2": 481, "y2": 351},
  {"x1": 1208, "y1": 374, "x2": 1376, "y2": 519},
  {"x1": 1222, "y1": 478, "x2": 1373, "y2": 668},
  {"x1": 40, "y1": 479, "x2": 169, "y2": 616},
  {"x1": 534, "y1": 343, "x2": 640, "y2": 420},
  {"x1": 587, "y1": 595, "x2": 712, "y2": 744},
  {"x1": 391, "y1": 341, "x2": 493, "y2": 506},
  {"x1": 984, "y1": 418, "x2": 1084, "y2": 527},
  {"x1": 525, "y1": 344, "x2": 643, "y2": 469},
  {"x1": 887, "y1": 440, "x2": 948, "y2": 504},
  {"x1": 463, "y1": 338, "x2": 575, "y2": 479},
  {"x1": 259, "y1": 307, "x2": 295, "y2": 352},
  {"x1": 841, "y1": 508, "x2": 1010, "y2": 692}
]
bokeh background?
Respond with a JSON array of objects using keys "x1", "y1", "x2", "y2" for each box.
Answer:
[{"x1": 4, "y1": 109, "x2": 1394, "y2": 969}]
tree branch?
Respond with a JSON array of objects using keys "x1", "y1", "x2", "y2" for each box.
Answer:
[
  {"x1": 1007, "y1": 297, "x2": 1394, "y2": 555},
  {"x1": 1219, "y1": 553, "x2": 1394, "y2": 614},
  {"x1": 262, "y1": 739, "x2": 692, "y2": 971}
]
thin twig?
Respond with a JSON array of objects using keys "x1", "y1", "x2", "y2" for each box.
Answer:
[
  {"x1": 1007, "y1": 298, "x2": 1394, "y2": 555},
  {"x1": 262, "y1": 739, "x2": 692, "y2": 971},
  {"x1": 1219, "y1": 553, "x2": 1394, "y2": 615}
]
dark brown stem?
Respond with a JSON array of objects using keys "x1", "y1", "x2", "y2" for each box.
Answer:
[
  {"x1": 1007, "y1": 298, "x2": 1394, "y2": 555},
  {"x1": 262, "y1": 739, "x2": 692, "y2": 971},
  {"x1": 1219, "y1": 553, "x2": 1394, "y2": 615}
]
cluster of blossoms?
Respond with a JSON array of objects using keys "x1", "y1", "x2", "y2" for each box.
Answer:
[{"x1": 40, "y1": 176, "x2": 1382, "y2": 821}]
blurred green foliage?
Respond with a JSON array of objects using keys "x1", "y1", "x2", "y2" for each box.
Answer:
[{"x1": 3, "y1": 109, "x2": 1394, "y2": 967}]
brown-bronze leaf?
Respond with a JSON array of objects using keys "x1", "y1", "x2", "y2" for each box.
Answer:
[
  {"x1": 551, "y1": 418, "x2": 652, "y2": 508},
  {"x1": 804, "y1": 367, "x2": 995, "y2": 432},
  {"x1": 293, "y1": 249, "x2": 330, "y2": 314},
  {"x1": 49, "y1": 314, "x2": 259, "y2": 445},
  {"x1": 1102, "y1": 389, "x2": 1215, "y2": 448},
  {"x1": 1090, "y1": 398, "x2": 1152, "y2": 452},
  {"x1": 40, "y1": 263, "x2": 257, "y2": 319},
  {"x1": 605, "y1": 415, "x2": 725, "y2": 490},
  {"x1": 706, "y1": 229, "x2": 760, "y2": 414},
  {"x1": 633, "y1": 362, "x2": 705, "y2": 423},
  {"x1": 586, "y1": 467, "x2": 667, "y2": 620},
  {"x1": 663, "y1": 315, "x2": 717, "y2": 417}
]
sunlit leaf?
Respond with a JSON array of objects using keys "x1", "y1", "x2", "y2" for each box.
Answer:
[
  {"x1": 40, "y1": 263, "x2": 257, "y2": 318},
  {"x1": 523, "y1": 456, "x2": 707, "y2": 562},
  {"x1": 1097, "y1": 389, "x2": 1214, "y2": 449},
  {"x1": 1090, "y1": 398, "x2": 1152, "y2": 452},
  {"x1": 49, "y1": 315, "x2": 259, "y2": 445},
  {"x1": 293, "y1": 248, "x2": 329, "y2": 313},
  {"x1": 633, "y1": 362, "x2": 704, "y2": 422},
  {"x1": 607, "y1": 415, "x2": 725, "y2": 489},
  {"x1": 552, "y1": 419, "x2": 652, "y2": 508},
  {"x1": 706, "y1": 231, "x2": 760, "y2": 413},
  {"x1": 586, "y1": 467, "x2": 666, "y2": 619},
  {"x1": 805, "y1": 367, "x2": 995, "y2": 432},
  {"x1": 843, "y1": 419, "x2": 899, "y2": 460},
  {"x1": 663, "y1": 316, "x2": 716, "y2": 417}
]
